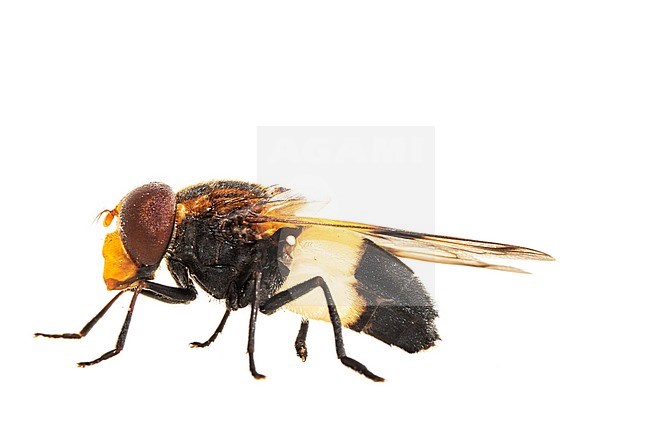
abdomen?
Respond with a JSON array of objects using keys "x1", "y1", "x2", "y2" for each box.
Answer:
[
  {"x1": 349, "y1": 239, "x2": 439, "y2": 353},
  {"x1": 276, "y1": 226, "x2": 439, "y2": 353}
]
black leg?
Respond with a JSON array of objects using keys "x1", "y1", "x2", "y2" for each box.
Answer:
[
  {"x1": 168, "y1": 259, "x2": 195, "y2": 289},
  {"x1": 190, "y1": 308, "x2": 231, "y2": 348},
  {"x1": 247, "y1": 271, "x2": 265, "y2": 380},
  {"x1": 260, "y1": 276, "x2": 384, "y2": 382},
  {"x1": 295, "y1": 320, "x2": 309, "y2": 362},
  {"x1": 34, "y1": 291, "x2": 125, "y2": 339},
  {"x1": 140, "y1": 280, "x2": 197, "y2": 304},
  {"x1": 77, "y1": 287, "x2": 143, "y2": 367}
]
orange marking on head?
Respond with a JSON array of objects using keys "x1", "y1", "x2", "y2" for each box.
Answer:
[{"x1": 102, "y1": 230, "x2": 138, "y2": 290}]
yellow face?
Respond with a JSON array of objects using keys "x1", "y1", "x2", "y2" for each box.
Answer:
[{"x1": 102, "y1": 228, "x2": 139, "y2": 290}]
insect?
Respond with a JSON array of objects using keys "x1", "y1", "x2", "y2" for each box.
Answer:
[{"x1": 35, "y1": 180, "x2": 552, "y2": 381}]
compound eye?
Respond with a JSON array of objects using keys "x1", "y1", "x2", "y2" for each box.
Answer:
[{"x1": 119, "y1": 182, "x2": 176, "y2": 266}]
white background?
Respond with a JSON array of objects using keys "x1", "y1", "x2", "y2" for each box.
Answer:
[{"x1": 1, "y1": 2, "x2": 648, "y2": 432}]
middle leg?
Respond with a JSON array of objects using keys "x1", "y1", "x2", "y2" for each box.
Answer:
[{"x1": 190, "y1": 308, "x2": 231, "y2": 348}]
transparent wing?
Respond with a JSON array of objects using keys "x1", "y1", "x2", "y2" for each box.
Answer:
[
  {"x1": 250, "y1": 196, "x2": 553, "y2": 273},
  {"x1": 260, "y1": 186, "x2": 330, "y2": 216}
]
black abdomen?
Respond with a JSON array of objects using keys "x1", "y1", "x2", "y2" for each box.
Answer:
[{"x1": 349, "y1": 240, "x2": 439, "y2": 353}]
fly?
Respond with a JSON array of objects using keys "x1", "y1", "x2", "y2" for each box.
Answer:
[{"x1": 35, "y1": 180, "x2": 553, "y2": 381}]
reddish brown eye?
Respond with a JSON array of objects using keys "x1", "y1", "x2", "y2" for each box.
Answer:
[{"x1": 119, "y1": 182, "x2": 176, "y2": 266}]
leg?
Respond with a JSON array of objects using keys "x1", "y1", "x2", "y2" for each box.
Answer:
[
  {"x1": 142, "y1": 261, "x2": 198, "y2": 304},
  {"x1": 247, "y1": 270, "x2": 265, "y2": 379},
  {"x1": 295, "y1": 320, "x2": 309, "y2": 362},
  {"x1": 140, "y1": 281, "x2": 197, "y2": 304},
  {"x1": 36, "y1": 280, "x2": 194, "y2": 339},
  {"x1": 35, "y1": 291, "x2": 125, "y2": 339},
  {"x1": 190, "y1": 308, "x2": 231, "y2": 348},
  {"x1": 260, "y1": 276, "x2": 384, "y2": 382},
  {"x1": 168, "y1": 259, "x2": 195, "y2": 289},
  {"x1": 77, "y1": 287, "x2": 143, "y2": 367}
]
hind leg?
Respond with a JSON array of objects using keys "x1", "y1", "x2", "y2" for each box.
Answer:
[{"x1": 260, "y1": 276, "x2": 383, "y2": 382}]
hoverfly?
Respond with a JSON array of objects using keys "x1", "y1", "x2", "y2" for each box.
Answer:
[{"x1": 35, "y1": 180, "x2": 552, "y2": 381}]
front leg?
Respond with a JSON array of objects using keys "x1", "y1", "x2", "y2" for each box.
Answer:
[
  {"x1": 77, "y1": 286, "x2": 143, "y2": 367},
  {"x1": 140, "y1": 281, "x2": 197, "y2": 304},
  {"x1": 76, "y1": 280, "x2": 194, "y2": 367},
  {"x1": 35, "y1": 291, "x2": 125, "y2": 340},
  {"x1": 143, "y1": 259, "x2": 199, "y2": 304},
  {"x1": 35, "y1": 279, "x2": 195, "y2": 366}
]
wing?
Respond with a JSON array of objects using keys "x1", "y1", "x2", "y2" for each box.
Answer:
[
  {"x1": 255, "y1": 189, "x2": 550, "y2": 352},
  {"x1": 249, "y1": 191, "x2": 554, "y2": 274},
  {"x1": 256, "y1": 187, "x2": 329, "y2": 217}
]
